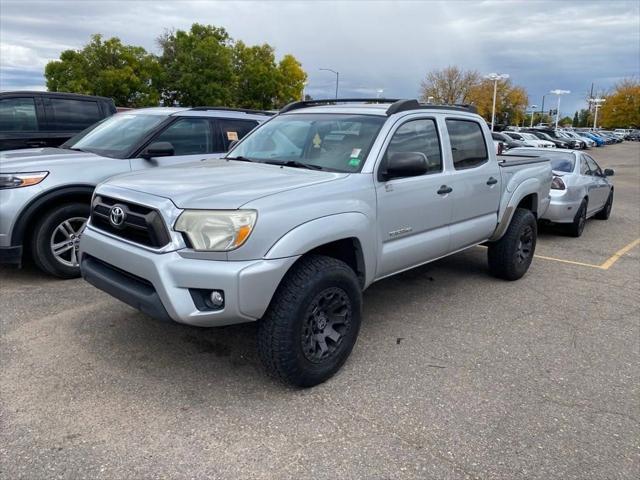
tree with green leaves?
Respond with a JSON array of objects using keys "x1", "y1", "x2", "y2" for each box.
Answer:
[
  {"x1": 276, "y1": 55, "x2": 307, "y2": 106},
  {"x1": 157, "y1": 24, "x2": 235, "y2": 107},
  {"x1": 45, "y1": 34, "x2": 161, "y2": 107},
  {"x1": 157, "y1": 24, "x2": 307, "y2": 109},
  {"x1": 572, "y1": 111, "x2": 579, "y2": 127}
]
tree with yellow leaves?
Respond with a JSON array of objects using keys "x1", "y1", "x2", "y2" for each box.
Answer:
[
  {"x1": 599, "y1": 79, "x2": 640, "y2": 128},
  {"x1": 419, "y1": 66, "x2": 528, "y2": 126}
]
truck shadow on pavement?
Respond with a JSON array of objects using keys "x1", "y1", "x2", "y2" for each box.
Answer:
[{"x1": 73, "y1": 250, "x2": 491, "y2": 390}]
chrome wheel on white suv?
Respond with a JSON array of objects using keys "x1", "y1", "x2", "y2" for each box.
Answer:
[
  {"x1": 49, "y1": 217, "x2": 87, "y2": 268},
  {"x1": 31, "y1": 203, "x2": 90, "y2": 279}
]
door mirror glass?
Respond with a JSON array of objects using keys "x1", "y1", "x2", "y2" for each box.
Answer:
[
  {"x1": 604, "y1": 168, "x2": 615, "y2": 176},
  {"x1": 141, "y1": 141, "x2": 174, "y2": 159},
  {"x1": 382, "y1": 152, "x2": 428, "y2": 180}
]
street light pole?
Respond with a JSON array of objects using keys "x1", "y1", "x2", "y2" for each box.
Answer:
[
  {"x1": 590, "y1": 98, "x2": 605, "y2": 129},
  {"x1": 484, "y1": 73, "x2": 509, "y2": 131},
  {"x1": 529, "y1": 104, "x2": 538, "y2": 128},
  {"x1": 319, "y1": 68, "x2": 339, "y2": 99},
  {"x1": 550, "y1": 89, "x2": 570, "y2": 129}
]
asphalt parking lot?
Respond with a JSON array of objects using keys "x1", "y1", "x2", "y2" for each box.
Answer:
[{"x1": 1, "y1": 143, "x2": 638, "y2": 480}]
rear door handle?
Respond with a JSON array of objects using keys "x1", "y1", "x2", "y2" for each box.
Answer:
[
  {"x1": 437, "y1": 185, "x2": 453, "y2": 195},
  {"x1": 486, "y1": 177, "x2": 498, "y2": 185}
]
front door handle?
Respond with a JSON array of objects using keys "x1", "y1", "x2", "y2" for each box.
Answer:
[
  {"x1": 437, "y1": 185, "x2": 453, "y2": 195},
  {"x1": 486, "y1": 177, "x2": 498, "y2": 185}
]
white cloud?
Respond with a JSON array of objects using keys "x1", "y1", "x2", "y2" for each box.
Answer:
[{"x1": 0, "y1": 0, "x2": 638, "y2": 114}]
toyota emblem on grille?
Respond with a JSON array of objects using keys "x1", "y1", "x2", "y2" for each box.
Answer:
[{"x1": 109, "y1": 205, "x2": 126, "y2": 227}]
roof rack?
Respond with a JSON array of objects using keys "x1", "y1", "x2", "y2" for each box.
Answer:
[
  {"x1": 280, "y1": 98, "x2": 400, "y2": 114},
  {"x1": 189, "y1": 106, "x2": 274, "y2": 116},
  {"x1": 279, "y1": 98, "x2": 478, "y2": 116},
  {"x1": 387, "y1": 100, "x2": 478, "y2": 115}
]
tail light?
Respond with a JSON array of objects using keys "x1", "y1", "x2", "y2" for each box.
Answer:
[{"x1": 551, "y1": 176, "x2": 566, "y2": 190}]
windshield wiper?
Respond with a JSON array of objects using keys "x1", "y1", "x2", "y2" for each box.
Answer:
[
  {"x1": 262, "y1": 159, "x2": 324, "y2": 170},
  {"x1": 225, "y1": 155, "x2": 256, "y2": 163}
]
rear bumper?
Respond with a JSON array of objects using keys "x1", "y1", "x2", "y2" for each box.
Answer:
[
  {"x1": 541, "y1": 192, "x2": 581, "y2": 223},
  {"x1": 79, "y1": 225, "x2": 298, "y2": 327},
  {"x1": 0, "y1": 245, "x2": 22, "y2": 265}
]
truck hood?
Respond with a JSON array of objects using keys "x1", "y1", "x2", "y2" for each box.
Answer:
[
  {"x1": 106, "y1": 159, "x2": 349, "y2": 209},
  {"x1": 0, "y1": 147, "x2": 102, "y2": 172}
]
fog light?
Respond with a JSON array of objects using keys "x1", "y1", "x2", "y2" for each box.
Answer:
[
  {"x1": 209, "y1": 290, "x2": 224, "y2": 308},
  {"x1": 189, "y1": 288, "x2": 225, "y2": 311}
]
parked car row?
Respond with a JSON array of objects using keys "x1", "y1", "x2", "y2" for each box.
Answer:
[
  {"x1": 496, "y1": 124, "x2": 635, "y2": 152},
  {"x1": 0, "y1": 96, "x2": 618, "y2": 388}
]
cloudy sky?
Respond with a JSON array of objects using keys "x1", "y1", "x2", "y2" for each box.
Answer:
[{"x1": 1, "y1": 0, "x2": 638, "y2": 116}]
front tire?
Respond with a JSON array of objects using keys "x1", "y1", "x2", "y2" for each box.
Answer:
[
  {"x1": 258, "y1": 255, "x2": 362, "y2": 388},
  {"x1": 488, "y1": 208, "x2": 537, "y2": 281},
  {"x1": 30, "y1": 203, "x2": 89, "y2": 278}
]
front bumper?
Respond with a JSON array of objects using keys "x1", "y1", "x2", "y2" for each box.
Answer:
[{"x1": 79, "y1": 225, "x2": 299, "y2": 327}]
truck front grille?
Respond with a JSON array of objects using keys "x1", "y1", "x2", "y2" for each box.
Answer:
[{"x1": 91, "y1": 195, "x2": 171, "y2": 248}]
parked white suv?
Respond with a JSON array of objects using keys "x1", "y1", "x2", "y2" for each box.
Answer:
[{"x1": 0, "y1": 107, "x2": 270, "y2": 277}]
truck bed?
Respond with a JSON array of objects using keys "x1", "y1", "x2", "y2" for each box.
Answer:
[{"x1": 497, "y1": 154, "x2": 549, "y2": 167}]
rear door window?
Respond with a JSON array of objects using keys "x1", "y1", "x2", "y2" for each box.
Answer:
[
  {"x1": 218, "y1": 119, "x2": 259, "y2": 151},
  {"x1": 49, "y1": 98, "x2": 102, "y2": 131},
  {"x1": 0, "y1": 97, "x2": 39, "y2": 132},
  {"x1": 152, "y1": 118, "x2": 212, "y2": 155},
  {"x1": 445, "y1": 119, "x2": 488, "y2": 169}
]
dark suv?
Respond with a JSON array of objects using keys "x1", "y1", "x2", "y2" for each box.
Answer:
[{"x1": 0, "y1": 91, "x2": 116, "y2": 151}]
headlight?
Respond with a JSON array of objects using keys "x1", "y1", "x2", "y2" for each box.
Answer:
[
  {"x1": 175, "y1": 210, "x2": 257, "y2": 251},
  {"x1": 0, "y1": 171, "x2": 48, "y2": 189}
]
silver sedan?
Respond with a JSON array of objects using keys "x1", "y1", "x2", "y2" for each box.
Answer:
[{"x1": 505, "y1": 148, "x2": 614, "y2": 237}]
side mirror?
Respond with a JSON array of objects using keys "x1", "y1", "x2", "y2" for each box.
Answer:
[
  {"x1": 141, "y1": 141, "x2": 174, "y2": 159},
  {"x1": 604, "y1": 168, "x2": 615, "y2": 176},
  {"x1": 380, "y1": 152, "x2": 428, "y2": 180},
  {"x1": 227, "y1": 139, "x2": 239, "y2": 151}
]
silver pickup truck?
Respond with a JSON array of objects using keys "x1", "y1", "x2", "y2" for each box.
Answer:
[{"x1": 79, "y1": 99, "x2": 552, "y2": 387}]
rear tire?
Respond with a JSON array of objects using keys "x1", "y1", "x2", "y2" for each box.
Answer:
[
  {"x1": 257, "y1": 255, "x2": 362, "y2": 388},
  {"x1": 594, "y1": 191, "x2": 613, "y2": 220},
  {"x1": 30, "y1": 203, "x2": 89, "y2": 279},
  {"x1": 488, "y1": 208, "x2": 537, "y2": 281},
  {"x1": 566, "y1": 199, "x2": 587, "y2": 237}
]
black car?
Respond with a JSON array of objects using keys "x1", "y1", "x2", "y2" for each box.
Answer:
[
  {"x1": 533, "y1": 128, "x2": 584, "y2": 149},
  {"x1": 0, "y1": 91, "x2": 116, "y2": 151},
  {"x1": 492, "y1": 131, "x2": 525, "y2": 149},
  {"x1": 522, "y1": 129, "x2": 571, "y2": 149}
]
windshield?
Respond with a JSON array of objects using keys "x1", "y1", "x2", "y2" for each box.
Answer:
[
  {"x1": 227, "y1": 113, "x2": 386, "y2": 172},
  {"x1": 63, "y1": 114, "x2": 167, "y2": 158}
]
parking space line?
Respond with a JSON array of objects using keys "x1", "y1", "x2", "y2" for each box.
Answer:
[
  {"x1": 476, "y1": 237, "x2": 640, "y2": 270},
  {"x1": 533, "y1": 254, "x2": 603, "y2": 269},
  {"x1": 599, "y1": 237, "x2": 640, "y2": 270}
]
